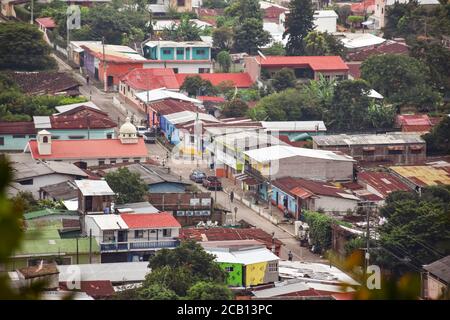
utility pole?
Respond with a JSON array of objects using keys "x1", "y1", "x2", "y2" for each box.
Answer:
[
  {"x1": 102, "y1": 36, "x2": 108, "y2": 92},
  {"x1": 66, "y1": 9, "x2": 70, "y2": 63},
  {"x1": 363, "y1": 201, "x2": 373, "y2": 281},
  {"x1": 30, "y1": 0, "x2": 34, "y2": 24},
  {"x1": 268, "y1": 160, "x2": 272, "y2": 216},
  {"x1": 89, "y1": 229, "x2": 92, "y2": 264},
  {"x1": 76, "y1": 237, "x2": 79, "y2": 264}
]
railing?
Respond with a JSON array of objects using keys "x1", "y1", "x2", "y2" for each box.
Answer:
[
  {"x1": 244, "y1": 164, "x2": 266, "y2": 182},
  {"x1": 100, "y1": 240, "x2": 180, "y2": 252}
]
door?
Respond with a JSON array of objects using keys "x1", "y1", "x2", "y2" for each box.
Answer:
[
  {"x1": 107, "y1": 76, "x2": 114, "y2": 87},
  {"x1": 118, "y1": 230, "x2": 128, "y2": 242},
  {"x1": 85, "y1": 196, "x2": 93, "y2": 211}
]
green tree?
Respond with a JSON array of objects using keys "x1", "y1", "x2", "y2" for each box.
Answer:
[
  {"x1": 216, "y1": 51, "x2": 231, "y2": 72},
  {"x1": 233, "y1": 18, "x2": 271, "y2": 54},
  {"x1": 301, "y1": 74, "x2": 335, "y2": 117},
  {"x1": 422, "y1": 117, "x2": 450, "y2": 155},
  {"x1": 212, "y1": 27, "x2": 234, "y2": 51},
  {"x1": 366, "y1": 101, "x2": 396, "y2": 129},
  {"x1": 187, "y1": 281, "x2": 233, "y2": 300},
  {"x1": 283, "y1": 0, "x2": 315, "y2": 55},
  {"x1": 330, "y1": 79, "x2": 372, "y2": 131},
  {"x1": 0, "y1": 23, "x2": 56, "y2": 71},
  {"x1": 162, "y1": 14, "x2": 202, "y2": 41},
  {"x1": 336, "y1": 5, "x2": 352, "y2": 26},
  {"x1": 221, "y1": 99, "x2": 249, "y2": 118},
  {"x1": 263, "y1": 42, "x2": 286, "y2": 56},
  {"x1": 304, "y1": 31, "x2": 328, "y2": 56},
  {"x1": 180, "y1": 76, "x2": 217, "y2": 97},
  {"x1": 271, "y1": 68, "x2": 296, "y2": 92},
  {"x1": 202, "y1": 0, "x2": 228, "y2": 9},
  {"x1": 253, "y1": 88, "x2": 306, "y2": 121},
  {"x1": 347, "y1": 15, "x2": 364, "y2": 29},
  {"x1": 105, "y1": 167, "x2": 148, "y2": 204},
  {"x1": 360, "y1": 54, "x2": 442, "y2": 111}
]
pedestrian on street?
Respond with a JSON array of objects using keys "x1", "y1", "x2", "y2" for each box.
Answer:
[
  {"x1": 288, "y1": 250, "x2": 293, "y2": 261},
  {"x1": 230, "y1": 191, "x2": 234, "y2": 203},
  {"x1": 86, "y1": 74, "x2": 90, "y2": 85}
]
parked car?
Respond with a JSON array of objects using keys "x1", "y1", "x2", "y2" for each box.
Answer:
[
  {"x1": 143, "y1": 130, "x2": 156, "y2": 144},
  {"x1": 202, "y1": 176, "x2": 222, "y2": 190},
  {"x1": 189, "y1": 170, "x2": 206, "y2": 183},
  {"x1": 136, "y1": 126, "x2": 147, "y2": 137}
]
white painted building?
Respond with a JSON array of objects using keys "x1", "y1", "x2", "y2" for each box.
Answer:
[{"x1": 313, "y1": 10, "x2": 338, "y2": 33}]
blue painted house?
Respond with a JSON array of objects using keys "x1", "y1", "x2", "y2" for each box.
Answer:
[{"x1": 143, "y1": 41, "x2": 212, "y2": 62}]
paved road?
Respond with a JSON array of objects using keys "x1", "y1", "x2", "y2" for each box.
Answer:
[{"x1": 146, "y1": 143, "x2": 325, "y2": 263}]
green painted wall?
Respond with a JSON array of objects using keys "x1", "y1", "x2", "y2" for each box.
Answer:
[{"x1": 218, "y1": 262, "x2": 243, "y2": 287}]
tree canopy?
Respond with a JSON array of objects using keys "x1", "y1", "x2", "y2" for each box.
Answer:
[
  {"x1": 180, "y1": 76, "x2": 217, "y2": 97},
  {"x1": 271, "y1": 68, "x2": 296, "y2": 92},
  {"x1": 0, "y1": 23, "x2": 56, "y2": 71},
  {"x1": 105, "y1": 167, "x2": 148, "y2": 204},
  {"x1": 221, "y1": 99, "x2": 249, "y2": 118},
  {"x1": 422, "y1": 116, "x2": 450, "y2": 156},
  {"x1": 283, "y1": 0, "x2": 315, "y2": 55}
]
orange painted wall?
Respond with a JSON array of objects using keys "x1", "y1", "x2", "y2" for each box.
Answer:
[{"x1": 98, "y1": 62, "x2": 143, "y2": 85}]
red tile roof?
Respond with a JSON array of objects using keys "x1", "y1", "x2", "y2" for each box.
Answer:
[
  {"x1": 120, "y1": 212, "x2": 181, "y2": 229},
  {"x1": 148, "y1": 99, "x2": 199, "y2": 115},
  {"x1": 27, "y1": 138, "x2": 148, "y2": 160},
  {"x1": 59, "y1": 281, "x2": 115, "y2": 299},
  {"x1": 35, "y1": 17, "x2": 56, "y2": 29},
  {"x1": 351, "y1": 0, "x2": 375, "y2": 14},
  {"x1": 120, "y1": 68, "x2": 180, "y2": 91},
  {"x1": 347, "y1": 41, "x2": 409, "y2": 61},
  {"x1": 179, "y1": 227, "x2": 283, "y2": 254},
  {"x1": 198, "y1": 96, "x2": 226, "y2": 103},
  {"x1": 357, "y1": 171, "x2": 411, "y2": 198},
  {"x1": 175, "y1": 73, "x2": 254, "y2": 88},
  {"x1": 51, "y1": 106, "x2": 116, "y2": 129},
  {"x1": 0, "y1": 121, "x2": 35, "y2": 134},
  {"x1": 6, "y1": 72, "x2": 80, "y2": 95},
  {"x1": 273, "y1": 177, "x2": 356, "y2": 199},
  {"x1": 396, "y1": 114, "x2": 432, "y2": 132},
  {"x1": 256, "y1": 56, "x2": 349, "y2": 72},
  {"x1": 264, "y1": 6, "x2": 288, "y2": 19}
]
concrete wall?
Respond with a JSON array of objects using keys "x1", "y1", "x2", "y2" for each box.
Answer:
[
  {"x1": 314, "y1": 16, "x2": 337, "y2": 33},
  {"x1": 143, "y1": 61, "x2": 213, "y2": 73},
  {"x1": 14, "y1": 174, "x2": 79, "y2": 198},
  {"x1": 0, "y1": 134, "x2": 36, "y2": 151},
  {"x1": 314, "y1": 196, "x2": 359, "y2": 213},
  {"x1": 244, "y1": 56, "x2": 261, "y2": 82},
  {"x1": 426, "y1": 275, "x2": 448, "y2": 300}
]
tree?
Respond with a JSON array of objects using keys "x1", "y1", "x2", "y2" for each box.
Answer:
[
  {"x1": 212, "y1": 27, "x2": 234, "y2": 51},
  {"x1": 366, "y1": 101, "x2": 396, "y2": 129},
  {"x1": 187, "y1": 281, "x2": 233, "y2": 300},
  {"x1": 347, "y1": 16, "x2": 364, "y2": 29},
  {"x1": 374, "y1": 187, "x2": 450, "y2": 276},
  {"x1": 303, "y1": 31, "x2": 345, "y2": 57},
  {"x1": 252, "y1": 88, "x2": 306, "y2": 121},
  {"x1": 216, "y1": 51, "x2": 231, "y2": 72},
  {"x1": 132, "y1": 241, "x2": 232, "y2": 299},
  {"x1": 271, "y1": 68, "x2": 296, "y2": 92},
  {"x1": 330, "y1": 79, "x2": 372, "y2": 131},
  {"x1": 361, "y1": 54, "x2": 442, "y2": 111},
  {"x1": 162, "y1": 14, "x2": 202, "y2": 41},
  {"x1": 422, "y1": 117, "x2": 450, "y2": 155},
  {"x1": 336, "y1": 5, "x2": 352, "y2": 26},
  {"x1": 263, "y1": 42, "x2": 286, "y2": 56},
  {"x1": 283, "y1": 0, "x2": 315, "y2": 55},
  {"x1": 233, "y1": 18, "x2": 271, "y2": 54},
  {"x1": 104, "y1": 167, "x2": 148, "y2": 204},
  {"x1": 221, "y1": 99, "x2": 249, "y2": 118},
  {"x1": 202, "y1": 0, "x2": 228, "y2": 9},
  {"x1": 0, "y1": 23, "x2": 56, "y2": 71},
  {"x1": 180, "y1": 76, "x2": 217, "y2": 97},
  {"x1": 301, "y1": 74, "x2": 335, "y2": 117}
]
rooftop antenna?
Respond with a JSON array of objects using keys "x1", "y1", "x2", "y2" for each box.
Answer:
[{"x1": 257, "y1": 50, "x2": 267, "y2": 60}]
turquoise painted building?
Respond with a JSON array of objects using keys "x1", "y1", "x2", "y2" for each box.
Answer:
[{"x1": 144, "y1": 41, "x2": 212, "y2": 61}]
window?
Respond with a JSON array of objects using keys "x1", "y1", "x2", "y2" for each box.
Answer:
[
  {"x1": 150, "y1": 230, "x2": 156, "y2": 234},
  {"x1": 388, "y1": 149, "x2": 403, "y2": 155},
  {"x1": 163, "y1": 229, "x2": 172, "y2": 237},
  {"x1": 268, "y1": 263, "x2": 278, "y2": 272},
  {"x1": 173, "y1": 68, "x2": 179, "y2": 74},
  {"x1": 225, "y1": 266, "x2": 234, "y2": 272},
  {"x1": 69, "y1": 135, "x2": 85, "y2": 139},
  {"x1": 122, "y1": 158, "x2": 129, "y2": 163},
  {"x1": 177, "y1": 0, "x2": 185, "y2": 6},
  {"x1": 19, "y1": 179, "x2": 33, "y2": 185},
  {"x1": 0, "y1": 137, "x2": 4, "y2": 146},
  {"x1": 103, "y1": 230, "x2": 115, "y2": 242},
  {"x1": 199, "y1": 68, "x2": 210, "y2": 73},
  {"x1": 190, "y1": 135, "x2": 195, "y2": 143},
  {"x1": 176, "y1": 48, "x2": 184, "y2": 55},
  {"x1": 43, "y1": 136, "x2": 49, "y2": 143},
  {"x1": 98, "y1": 159, "x2": 105, "y2": 166},
  {"x1": 134, "y1": 158, "x2": 140, "y2": 163},
  {"x1": 13, "y1": 135, "x2": 26, "y2": 138},
  {"x1": 363, "y1": 150, "x2": 375, "y2": 156},
  {"x1": 134, "y1": 230, "x2": 144, "y2": 238},
  {"x1": 106, "y1": 133, "x2": 112, "y2": 139},
  {"x1": 162, "y1": 49, "x2": 171, "y2": 55},
  {"x1": 29, "y1": 134, "x2": 36, "y2": 139},
  {"x1": 110, "y1": 159, "x2": 116, "y2": 164},
  {"x1": 411, "y1": 149, "x2": 422, "y2": 154},
  {"x1": 52, "y1": 136, "x2": 60, "y2": 139},
  {"x1": 196, "y1": 49, "x2": 206, "y2": 55}
]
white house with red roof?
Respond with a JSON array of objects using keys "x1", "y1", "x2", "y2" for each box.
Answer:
[
  {"x1": 85, "y1": 212, "x2": 181, "y2": 262},
  {"x1": 244, "y1": 55, "x2": 349, "y2": 82},
  {"x1": 24, "y1": 118, "x2": 148, "y2": 168}
]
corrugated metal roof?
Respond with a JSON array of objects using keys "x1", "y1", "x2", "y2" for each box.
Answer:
[
  {"x1": 389, "y1": 166, "x2": 450, "y2": 186},
  {"x1": 260, "y1": 121, "x2": 326, "y2": 132},
  {"x1": 164, "y1": 110, "x2": 219, "y2": 125},
  {"x1": 75, "y1": 180, "x2": 115, "y2": 196},
  {"x1": 244, "y1": 145, "x2": 355, "y2": 162},
  {"x1": 33, "y1": 116, "x2": 51, "y2": 129},
  {"x1": 55, "y1": 101, "x2": 100, "y2": 114},
  {"x1": 135, "y1": 88, "x2": 201, "y2": 104},
  {"x1": 58, "y1": 262, "x2": 150, "y2": 282},
  {"x1": 205, "y1": 247, "x2": 279, "y2": 265},
  {"x1": 86, "y1": 214, "x2": 128, "y2": 230},
  {"x1": 313, "y1": 133, "x2": 425, "y2": 146}
]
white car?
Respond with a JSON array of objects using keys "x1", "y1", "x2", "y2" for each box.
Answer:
[{"x1": 136, "y1": 126, "x2": 147, "y2": 137}]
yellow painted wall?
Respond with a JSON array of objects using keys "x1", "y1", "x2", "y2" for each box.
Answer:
[{"x1": 245, "y1": 262, "x2": 268, "y2": 286}]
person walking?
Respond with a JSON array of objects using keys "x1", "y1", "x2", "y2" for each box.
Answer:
[
  {"x1": 230, "y1": 190, "x2": 234, "y2": 203},
  {"x1": 86, "y1": 74, "x2": 90, "y2": 85},
  {"x1": 288, "y1": 250, "x2": 293, "y2": 262}
]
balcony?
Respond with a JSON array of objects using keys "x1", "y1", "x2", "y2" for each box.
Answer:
[
  {"x1": 100, "y1": 240, "x2": 180, "y2": 252},
  {"x1": 244, "y1": 164, "x2": 267, "y2": 182}
]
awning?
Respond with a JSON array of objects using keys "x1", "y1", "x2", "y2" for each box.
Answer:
[
  {"x1": 387, "y1": 146, "x2": 405, "y2": 151},
  {"x1": 362, "y1": 21, "x2": 374, "y2": 26},
  {"x1": 290, "y1": 187, "x2": 314, "y2": 199},
  {"x1": 363, "y1": 146, "x2": 376, "y2": 151},
  {"x1": 243, "y1": 177, "x2": 260, "y2": 186},
  {"x1": 410, "y1": 145, "x2": 424, "y2": 150}
]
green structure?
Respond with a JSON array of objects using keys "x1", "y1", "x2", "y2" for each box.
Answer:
[
  {"x1": 218, "y1": 262, "x2": 244, "y2": 287},
  {"x1": 7, "y1": 220, "x2": 100, "y2": 270}
]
